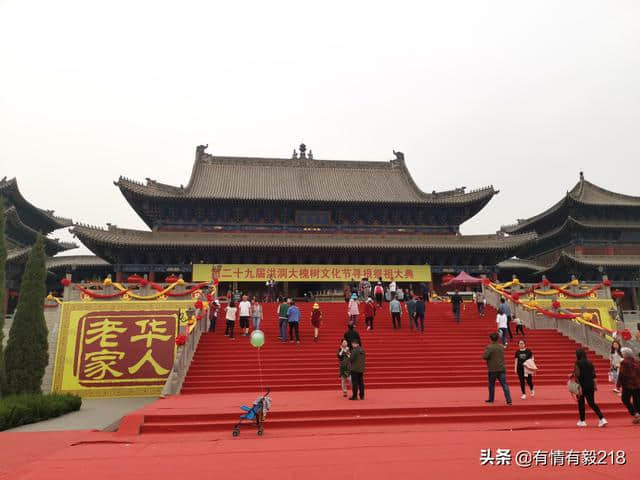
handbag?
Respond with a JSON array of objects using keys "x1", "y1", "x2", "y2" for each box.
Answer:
[{"x1": 568, "y1": 369, "x2": 582, "y2": 398}]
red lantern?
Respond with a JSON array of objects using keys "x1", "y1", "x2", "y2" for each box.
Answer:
[
  {"x1": 165, "y1": 274, "x2": 179, "y2": 283},
  {"x1": 60, "y1": 278, "x2": 71, "y2": 287},
  {"x1": 140, "y1": 278, "x2": 149, "y2": 287},
  {"x1": 612, "y1": 290, "x2": 625, "y2": 299},
  {"x1": 551, "y1": 300, "x2": 561, "y2": 310},
  {"x1": 542, "y1": 278, "x2": 550, "y2": 286},
  {"x1": 482, "y1": 278, "x2": 491, "y2": 286},
  {"x1": 442, "y1": 274, "x2": 455, "y2": 284},
  {"x1": 620, "y1": 329, "x2": 632, "y2": 341},
  {"x1": 603, "y1": 279, "x2": 612, "y2": 287},
  {"x1": 206, "y1": 293, "x2": 213, "y2": 302},
  {"x1": 175, "y1": 334, "x2": 187, "y2": 346},
  {"x1": 127, "y1": 274, "x2": 144, "y2": 284},
  {"x1": 194, "y1": 300, "x2": 203, "y2": 310}
]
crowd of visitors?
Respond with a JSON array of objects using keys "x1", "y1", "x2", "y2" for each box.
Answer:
[{"x1": 201, "y1": 281, "x2": 640, "y2": 426}]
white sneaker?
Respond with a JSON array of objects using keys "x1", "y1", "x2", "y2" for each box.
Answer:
[
  {"x1": 577, "y1": 421, "x2": 587, "y2": 427},
  {"x1": 521, "y1": 394, "x2": 526, "y2": 400},
  {"x1": 598, "y1": 418, "x2": 608, "y2": 428},
  {"x1": 530, "y1": 390, "x2": 535, "y2": 397}
]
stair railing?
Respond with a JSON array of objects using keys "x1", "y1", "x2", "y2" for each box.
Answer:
[
  {"x1": 161, "y1": 307, "x2": 208, "y2": 397},
  {"x1": 482, "y1": 284, "x2": 612, "y2": 358}
]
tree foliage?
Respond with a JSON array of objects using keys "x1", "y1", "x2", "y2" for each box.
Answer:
[
  {"x1": 0, "y1": 198, "x2": 6, "y2": 396},
  {"x1": 4, "y1": 235, "x2": 48, "y2": 394}
]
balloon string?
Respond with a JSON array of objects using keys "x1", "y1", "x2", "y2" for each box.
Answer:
[{"x1": 257, "y1": 347, "x2": 264, "y2": 394}]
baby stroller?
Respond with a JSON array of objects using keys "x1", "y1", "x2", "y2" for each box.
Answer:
[{"x1": 232, "y1": 388, "x2": 272, "y2": 436}]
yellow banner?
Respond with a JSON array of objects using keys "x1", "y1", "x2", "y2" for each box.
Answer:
[
  {"x1": 52, "y1": 301, "x2": 193, "y2": 398},
  {"x1": 529, "y1": 298, "x2": 617, "y2": 332},
  {"x1": 193, "y1": 264, "x2": 431, "y2": 283}
]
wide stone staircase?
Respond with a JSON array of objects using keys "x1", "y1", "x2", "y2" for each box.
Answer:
[{"x1": 138, "y1": 301, "x2": 628, "y2": 433}]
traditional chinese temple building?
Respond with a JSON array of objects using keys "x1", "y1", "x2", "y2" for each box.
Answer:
[
  {"x1": 1, "y1": 177, "x2": 77, "y2": 311},
  {"x1": 498, "y1": 172, "x2": 640, "y2": 308},
  {"x1": 71, "y1": 145, "x2": 535, "y2": 295}
]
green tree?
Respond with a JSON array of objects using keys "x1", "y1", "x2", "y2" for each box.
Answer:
[
  {"x1": 4, "y1": 235, "x2": 48, "y2": 394},
  {"x1": 0, "y1": 198, "x2": 6, "y2": 396}
]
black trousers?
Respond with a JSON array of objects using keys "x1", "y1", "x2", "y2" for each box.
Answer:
[
  {"x1": 414, "y1": 313, "x2": 424, "y2": 332},
  {"x1": 578, "y1": 389, "x2": 604, "y2": 421},
  {"x1": 225, "y1": 320, "x2": 235, "y2": 338},
  {"x1": 391, "y1": 312, "x2": 401, "y2": 328},
  {"x1": 208, "y1": 314, "x2": 217, "y2": 332},
  {"x1": 351, "y1": 371, "x2": 365, "y2": 399},
  {"x1": 517, "y1": 368, "x2": 534, "y2": 394},
  {"x1": 621, "y1": 388, "x2": 640, "y2": 416},
  {"x1": 288, "y1": 322, "x2": 300, "y2": 341},
  {"x1": 506, "y1": 316, "x2": 513, "y2": 339},
  {"x1": 365, "y1": 316, "x2": 374, "y2": 329},
  {"x1": 515, "y1": 324, "x2": 525, "y2": 336}
]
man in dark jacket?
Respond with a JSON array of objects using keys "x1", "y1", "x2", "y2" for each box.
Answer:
[
  {"x1": 451, "y1": 290, "x2": 463, "y2": 323},
  {"x1": 414, "y1": 297, "x2": 426, "y2": 333},
  {"x1": 483, "y1": 333, "x2": 512, "y2": 404},
  {"x1": 349, "y1": 339, "x2": 366, "y2": 400},
  {"x1": 343, "y1": 322, "x2": 361, "y2": 349}
]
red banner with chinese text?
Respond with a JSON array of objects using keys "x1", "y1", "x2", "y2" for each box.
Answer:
[
  {"x1": 53, "y1": 301, "x2": 193, "y2": 397},
  {"x1": 192, "y1": 264, "x2": 431, "y2": 283}
]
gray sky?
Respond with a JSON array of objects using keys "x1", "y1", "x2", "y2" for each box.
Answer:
[{"x1": 1, "y1": 0, "x2": 639, "y2": 256}]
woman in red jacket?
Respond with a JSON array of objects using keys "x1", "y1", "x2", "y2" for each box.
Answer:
[
  {"x1": 310, "y1": 303, "x2": 322, "y2": 342},
  {"x1": 364, "y1": 298, "x2": 376, "y2": 331}
]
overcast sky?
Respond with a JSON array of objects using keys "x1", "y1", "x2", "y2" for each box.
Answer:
[{"x1": 1, "y1": 0, "x2": 639, "y2": 256}]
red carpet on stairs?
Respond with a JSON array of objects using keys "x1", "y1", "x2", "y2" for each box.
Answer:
[
  {"x1": 134, "y1": 301, "x2": 622, "y2": 434},
  {"x1": 182, "y1": 302, "x2": 609, "y2": 394}
]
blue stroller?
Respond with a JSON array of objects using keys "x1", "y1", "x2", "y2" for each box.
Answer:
[{"x1": 232, "y1": 388, "x2": 272, "y2": 436}]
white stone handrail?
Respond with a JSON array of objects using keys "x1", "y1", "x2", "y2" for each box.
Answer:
[{"x1": 161, "y1": 308, "x2": 208, "y2": 397}]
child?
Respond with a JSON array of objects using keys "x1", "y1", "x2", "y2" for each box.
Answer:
[
  {"x1": 337, "y1": 339, "x2": 351, "y2": 397},
  {"x1": 514, "y1": 316, "x2": 525, "y2": 336},
  {"x1": 310, "y1": 303, "x2": 322, "y2": 342}
]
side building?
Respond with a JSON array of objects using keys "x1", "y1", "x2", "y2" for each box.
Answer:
[
  {"x1": 71, "y1": 145, "x2": 535, "y2": 296},
  {"x1": 1, "y1": 177, "x2": 76, "y2": 312},
  {"x1": 499, "y1": 172, "x2": 640, "y2": 308}
]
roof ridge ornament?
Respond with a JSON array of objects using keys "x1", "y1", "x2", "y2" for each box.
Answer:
[
  {"x1": 196, "y1": 144, "x2": 209, "y2": 159},
  {"x1": 393, "y1": 150, "x2": 405, "y2": 161},
  {"x1": 299, "y1": 143, "x2": 307, "y2": 159}
]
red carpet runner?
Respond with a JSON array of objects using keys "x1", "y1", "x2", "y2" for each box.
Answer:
[{"x1": 136, "y1": 302, "x2": 624, "y2": 434}]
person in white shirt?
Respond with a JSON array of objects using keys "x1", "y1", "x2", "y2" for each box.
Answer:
[
  {"x1": 225, "y1": 301, "x2": 238, "y2": 339},
  {"x1": 238, "y1": 295, "x2": 252, "y2": 336},
  {"x1": 496, "y1": 311, "x2": 509, "y2": 347},
  {"x1": 389, "y1": 281, "x2": 397, "y2": 297}
]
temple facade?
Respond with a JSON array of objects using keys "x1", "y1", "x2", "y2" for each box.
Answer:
[
  {"x1": 498, "y1": 172, "x2": 640, "y2": 308},
  {"x1": 70, "y1": 145, "x2": 535, "y2": 294}
]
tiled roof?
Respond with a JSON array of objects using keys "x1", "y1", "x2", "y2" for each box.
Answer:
[
  {"x1": 72, "y1": 225, "x2": 536, "y2": 252},
  {"x1": 4, "y1": 206, "x2": 77, "y2": 255},
  {"x1": 0, "y1": 177, "x2": 73, "y2": 232},
  {"x1": 116, "y1": 148, "x2": 497, "y2": 205},
  {"x1": 46, "y1": 255, "x2": 110, "y2": 270},
  {"x1": 7, "y1": 246, "x2": 31, "y2": 264},
  {"x1": 559, "y1": 253, "x2": 640, "y2": 269},
  {"x1": 501, "y1": 174, "x2": 640, "y2": 234},
  {"x1": 496, "y1": 258, "x2": 547, "y2": 272},
  {"x1": 536, "y1": 216, "x2": 640, "y2": 243}
]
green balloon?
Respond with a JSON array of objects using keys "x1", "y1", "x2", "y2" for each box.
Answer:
[{"x1": 250, "y1": 330, "x2": 265, "y2": 348}]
